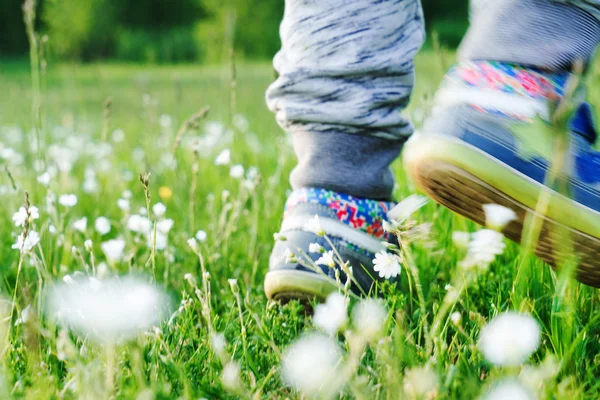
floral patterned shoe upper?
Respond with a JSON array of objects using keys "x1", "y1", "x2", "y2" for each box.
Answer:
[{"x1": 264, "y1": 188, "x2": 399, "y2": 302}]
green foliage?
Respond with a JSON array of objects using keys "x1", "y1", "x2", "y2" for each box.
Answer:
[
  {"x1": 116, "y1": 28, "x2": 201, "y2": 63},
  {"x1": 43, "y1": 0, "x2": 118, "y2": 59},
  {"x1": 2, "y1": 0, "x2": 467, "y2": 62}
]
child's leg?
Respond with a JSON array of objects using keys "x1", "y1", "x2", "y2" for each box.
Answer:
[
  {"x1": 266, "y1": 0, "x2": 425, "y2": 201},
  {"x1": 460, "y1": 0, "x2": 599, "y2": 70},
  {"x1": 265, "y1": 0, "x2": 425, "y2": 300},
  {"x1": 406, "y1": 1, "x2": 600, "y2": 285}
]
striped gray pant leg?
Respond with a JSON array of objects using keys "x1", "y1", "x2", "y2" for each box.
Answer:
[
  {"x1": 460, "y1": 0, "x2": 600, "y2": 70},
  {"x1": 266, "y1": 0, "x2": 425, "y2": 201}
]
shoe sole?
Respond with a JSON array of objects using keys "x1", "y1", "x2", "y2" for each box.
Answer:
[
  {"x1": 264, "y1": 270, "x2": 338, "y2": 303},
  {"x1": 404, "y1": 134, "x2": 600, "y2": 287}
]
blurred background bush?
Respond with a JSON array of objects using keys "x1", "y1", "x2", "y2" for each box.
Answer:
[{"x1": 0, "y1": 0, "x2": 468, "y2": 63}]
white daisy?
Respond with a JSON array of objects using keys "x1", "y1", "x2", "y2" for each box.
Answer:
[{"x1": 372, "y1": 251, "x2": 401, "y2": 279}]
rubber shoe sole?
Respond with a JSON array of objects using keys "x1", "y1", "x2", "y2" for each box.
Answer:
[
  {"x1": 264, "y1": 270, "x2": 339, "y2": 303},
  {"x1": 404, "y1": 134, "x2": 600, "y2": 287}
]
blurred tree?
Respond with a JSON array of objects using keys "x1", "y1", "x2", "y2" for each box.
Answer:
[{"x1": 0, "y1": 0, "x2": 468, "y2": 61}]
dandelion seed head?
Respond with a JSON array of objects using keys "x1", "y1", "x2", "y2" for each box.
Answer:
[
  {"x1": 483, "y1": 380, "x2": 534, "y2": 400},
  {"x1": 230, "y1": 164, "x2": 244, "y2": 179},
  {"x1": 215, "y1": 149, "x2": 231, "y2": 166},
  {"x1": 95, "y1": 217, "x2": 111, "y2": 235},
  {"x1": 72, "y1": 217, "x2": 87, "y2": 233},
  {"x1": 403, "y1": 367, "x2": 438, "y2": 399},
  {"x1": 101, "y1": 238, "x2": 126, "y2": 263},
  {"x1": 58, "y1": 194, "x2": 78, "y2": 207},
  {"x1": 313, "y1": 292, "x2": 348, "y2": 335},
  {"x1": 352, "y1": 298, "x2": 387, "y2": 342},
  {"x1": 478, "y1": 312, "x2": 541, "y2": 367},
  {"x1": 281, "y1": 333, "x2": 344, "y2": 397},
  {"x1": 45, "y1": 276, "x2": 171, "y2": 344},
  {"x1": 152, "y1": 202, "x2": 167, "y2": 217},
  {"x1": 483, "y1": 204, "x2": 517, "y2": 231},
  {"x1": 195, "y1": 230, "x2": 207, "y2": 242}
]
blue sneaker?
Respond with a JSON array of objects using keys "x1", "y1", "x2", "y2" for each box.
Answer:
[
  {"x1": 404, "y1": 61, "x2": 600, "y2": 286},
  {"x1": 264, "y1": 188, "x2": 396, "y2": 302}
]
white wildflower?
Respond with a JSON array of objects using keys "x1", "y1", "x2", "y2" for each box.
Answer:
[
  {"x1": 462, "y1": 229, "x2": 506, "y2": 269},
  {"x1": 152, "y1": 202, "x2": 167, "y2": 218},
  {"x1": 352, "y1": 299, "x2": 387, "y2": 342},
  {"x1": 308, "y1": 243, "x2": 324, "y2": 254},
  {"x1": 12, "y1": 231, "x2": 40, "y2": 253},
  {"x1": 387, "y1": 194, "x2": 428, "y2": 224},
  {"x1": 315, "y1": 251, "x2": 335, "y2": 268},
  {"x1": 121, "y1": 190, "x2": 132, "y2": 199},
  {"x1": 72, "y1": 217, "x2": 87, "y2": 233},
  {"x1": 195, "y1": 230, "x2": 207, "y2": 242},
  {"x1": 273, "y1": 232, "x2": 286, "y2": 242},
  {"x1": 222, "y1": 361, "x2": 242, "y2": 391},
  {"x1": 187, "y1": 238, "x2": 199, "y2": 252},
  {"x1": 483, "y1": 380, "x2": 535, "y2": 400},
  {"x1": 281, "y1": 333, "x2": 344, "y2": 397},
  {"x1": 483, "y1": 204, "x2": 517, "y2": 231},
  {"x1": 215, "y1": 149, "x2": 231, "y2": 166},
  {"x1": 157, "y1": 219, "x2": 174, "y2": 234},
  {"x1": 95, "y1": 217, "x2": 111, "y2": 235},
  {"x1": 403, "y1": 367, "x2": 439, "y2": 399},
  {"x1": 452, "y1": 231, "x2": 471, "y2": 249},
  {"x1": 303, "y1": 215, "x2": 324, "y2": 236},
  {"x1": 101, "y1": 239, "x2": 126, "y2": 264},
  {"x1": 37, "y1": 172, "x2": 51, "y2": 186},
  {"x1": 283, "y1": 248, "x2": 296, "y2": 264},
  {"x1": 230, "y1": 164, "x2": 244, "y2": 179},
  {"x1": 12, "y1": 206, "x2": 39, "y2": 227},
  {"x1": 372, "y1": 250, "x2": 401, "y2": 279},
  {"x1": 313, "y1": 292, "x2": 348, "y2": 335},
  {"x1": 45, "y1": 276, "x2": 171, "y2": 344},
  {"x1": 159, "y1": 114, "x2": 172, "y2": 129},
  {"x1": 117, "y1": 198, "x2": 130, "y2": 211},
  {"x1": 478, "y1": 312, "x2": 541, "y2": 367},
  {"x1": 58, "y1": 194, "x2": 78, "y2": 207},
  {"x1": 148, "y1": 231, "x2": 168, "y2": 251},
  {"x1": 84, "y1": 240, "x2": 93, "y2": 252},
  {"x1": 450, "y1": 311, "x2": 462, "y2": 325},
  {"x1": 111, "y1": 128, "x2": 125, "y2": 143},
  {"x1": 127, "y1": 214, "x2": 151, "y2": 234},
  {"x1": 15, "y1": 305, "x2": 33, "y2": 326}
]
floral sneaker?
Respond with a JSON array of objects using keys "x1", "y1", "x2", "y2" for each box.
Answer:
[
  {"x1": 264, "y1": 188, "x2": 398, "y2": 302},
  {"x1": 404, "y1": 61, "x2": 600, "y2": 286}
]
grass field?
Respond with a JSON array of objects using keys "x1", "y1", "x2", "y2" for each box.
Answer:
[{"x1": 0, "y1": 52, "x2": 600, "y2": 399}]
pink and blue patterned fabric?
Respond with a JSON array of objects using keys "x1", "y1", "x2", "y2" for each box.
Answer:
[{"x1": 284, "y1": 188, "x2": 395, "y2": 241}]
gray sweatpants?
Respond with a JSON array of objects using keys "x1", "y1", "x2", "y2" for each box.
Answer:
[{"x1": 266, "y1": 0, "x2": 600, "y2": 201}]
